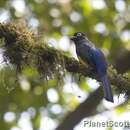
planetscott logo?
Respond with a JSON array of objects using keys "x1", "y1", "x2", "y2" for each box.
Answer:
[{"x1": 83, "y1": 120, "x2": 130, "y2": 128}]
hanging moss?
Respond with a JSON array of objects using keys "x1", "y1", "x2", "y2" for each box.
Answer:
[
  {"x1": 0, "y1": 23, "x2": 35, "y2": 71},
  {"x1": 0, "y1": 23, "x2": 66, "y2": 79}
]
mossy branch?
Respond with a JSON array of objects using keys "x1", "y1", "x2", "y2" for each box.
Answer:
[{"x1": 0, "y1": 22, "x2": 130, "y2": 96}]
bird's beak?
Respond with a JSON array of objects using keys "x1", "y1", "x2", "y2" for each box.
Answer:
[{"x1": 70, "y1": 36, "x2": 76, "y2": 41}]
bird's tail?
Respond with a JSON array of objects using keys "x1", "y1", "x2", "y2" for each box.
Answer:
[{"x1": 101, "y1": 75, "x2": 114, "y2": 102}]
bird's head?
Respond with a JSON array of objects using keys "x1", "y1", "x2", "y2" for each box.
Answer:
[{"x1": 70, "y1": 32, "x2": 86, "y2": 44}]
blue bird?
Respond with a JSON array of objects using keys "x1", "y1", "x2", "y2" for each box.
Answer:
[{"x1": 70, "y1": 32, "x2": 114, "y2": 102}]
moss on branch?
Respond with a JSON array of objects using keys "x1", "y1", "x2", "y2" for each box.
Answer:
[{"x1": 0, "y1": 22, "x2": 130, "y2": 97}]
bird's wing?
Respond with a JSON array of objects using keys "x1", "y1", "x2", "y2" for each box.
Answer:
[
  {"x1": 91, "y1": 48, "x2": 107, "y2": 76},
  {"x1": 76, "y1": 43, "x2": 95, "y2": 67}
]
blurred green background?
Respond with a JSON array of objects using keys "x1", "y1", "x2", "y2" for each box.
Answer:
[{"x1": 0, "y1": 0, "x2": 130, "y2": 130}]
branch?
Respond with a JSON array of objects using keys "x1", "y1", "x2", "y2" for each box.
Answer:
[{"x1": 55, "y1": 87, "x2": 103, "y2": 130}]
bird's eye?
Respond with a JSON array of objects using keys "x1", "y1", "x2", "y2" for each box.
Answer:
[{"x1": 77, "y1": 33, "x2": 82, "y2": 36}]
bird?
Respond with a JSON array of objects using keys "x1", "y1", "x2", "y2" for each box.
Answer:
[{"x1": 70, "y1": 32, "x2": 114, "y2": 102}]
